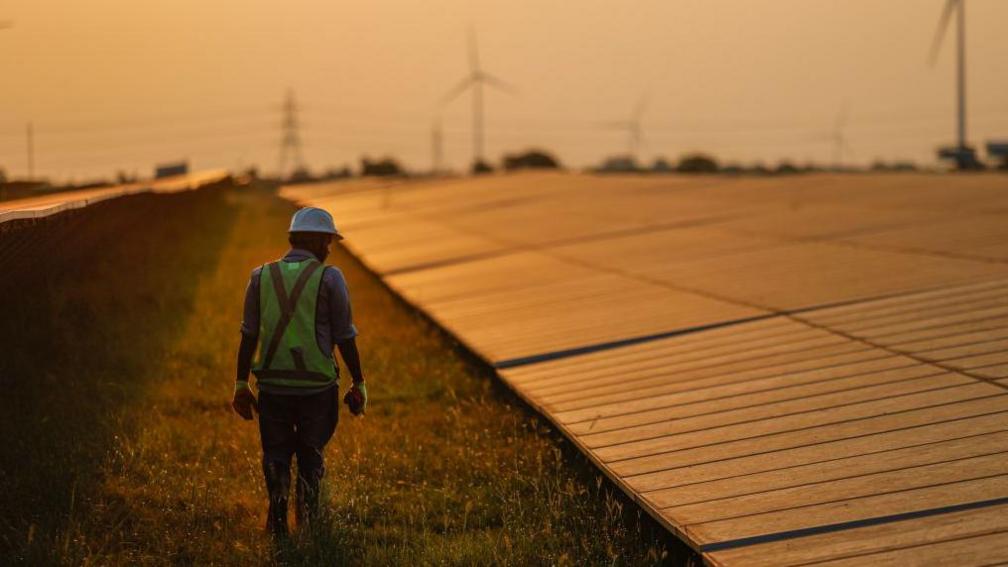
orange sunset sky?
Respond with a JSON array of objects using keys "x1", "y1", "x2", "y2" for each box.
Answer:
[{"x1": 0, "y1": 0, "x2": 1006, "y2": 180}]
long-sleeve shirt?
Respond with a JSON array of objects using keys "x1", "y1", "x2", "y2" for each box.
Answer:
[{"x1": 237, "y1": 248, "x2": 360, "y2": 394}]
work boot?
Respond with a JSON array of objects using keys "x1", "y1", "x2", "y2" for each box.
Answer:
[
  {"x1": 295, "y1": 466, "x2": 324, "y2": 528},
  {"x1": 263, "y1": 461, "x2": 291, "y2": 539}
]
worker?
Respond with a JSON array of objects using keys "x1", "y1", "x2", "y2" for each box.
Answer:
[{"x1": 231, "y1": 206, "x2": 367, "y2": 538}]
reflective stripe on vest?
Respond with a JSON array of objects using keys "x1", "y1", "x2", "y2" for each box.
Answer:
[{"x1": 252, "y1": 259, "x2": 338, "y2": 388}]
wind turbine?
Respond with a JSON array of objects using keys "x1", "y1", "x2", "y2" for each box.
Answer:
[
  {"x1": 601, "y1": 94, "x2": 649, "y2": 161},
  {"x1": 929, "y1": 0, "x2": 975, "y2": 168},
  {"x1": 430, "y1": 115, "x2": 444, "y2": 175},
  {"x1": 440, "y1": 29, "x2": 516, "y2": 173},
  {"x1": 831, "y1": 103, "x2": 852, "y2": 169}
]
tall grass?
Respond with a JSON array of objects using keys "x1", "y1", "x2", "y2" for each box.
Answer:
[
  {"x1": 0, "y1": 183, "x2": 697, "y2": 565},
  {"x1": 0, "y1": 185, "x2": 241, "y2": 562}
]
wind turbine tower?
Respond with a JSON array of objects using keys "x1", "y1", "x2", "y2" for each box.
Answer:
[
  {"x1": 440, "y1": 29, "x2": 516, "y2": 173},
  {"x1": 431, "y1": 116, "x2": 444, "y2": 175},
  {"x1": 602, "y1": 95, "x2": 649, "y2": 163},
  {"x1": 831, "y1": 104, "x2": 852, "y2": 169},
  {"x1": 929, "y1": 0, "x2": 976, "y2": 169}
]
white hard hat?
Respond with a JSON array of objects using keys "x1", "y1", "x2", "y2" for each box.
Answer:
[{"x1": 289, "y1": 207, "x2": 343, "y2": 239}]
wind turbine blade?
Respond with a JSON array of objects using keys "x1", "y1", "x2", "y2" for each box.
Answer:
[
  {"x1": 928, "y1": 0, "x2": 958, "y2": 66},
  {"x1": 468, "y1": 27, "x2": 480, "y2": 73},
  {"x1": 480, "y1": 72, "x2": 518, "y2": 95},
  {"x1": 439, "y1": 76, "x2": 475, "y2": 105}
]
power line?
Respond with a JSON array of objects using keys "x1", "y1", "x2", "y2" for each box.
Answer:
[
  {"x1": 1, "y1": 142, "x2": 276, "y2": 178},
  {"x1": 2, "y1": 99, "x2": 1004, "y2": 141},
  {"x1": 0, "y1": 130, "x2": 275, "y2": 157}
]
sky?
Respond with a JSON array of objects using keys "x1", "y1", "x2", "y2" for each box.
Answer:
[{"x1": 0, "y1": 0, "x2": 1007, "y2": 181}]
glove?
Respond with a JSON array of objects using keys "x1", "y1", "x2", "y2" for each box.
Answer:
[
  {"x1": 344, "y1": 382, "x2": 367, "y2": 416},
  {"x1": 232, "y1": 382, "x2": 258, "y2": 420}
]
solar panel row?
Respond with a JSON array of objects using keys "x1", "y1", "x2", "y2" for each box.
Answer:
[
  {"x1": 282, "y1": 172, "x2": 1008, "y2": 565},
  {"x1": 0, "y1": 169, "x2": 230, "y2": 225}
]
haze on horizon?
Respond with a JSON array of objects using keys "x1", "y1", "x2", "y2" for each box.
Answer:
[{"x1": 0, "y1": 0, "x2": 1006, "y2": 181}]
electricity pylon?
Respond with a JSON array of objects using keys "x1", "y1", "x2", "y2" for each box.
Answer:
[{"x1": 277, "y1": 89, "x2": 305, "y2": 178}]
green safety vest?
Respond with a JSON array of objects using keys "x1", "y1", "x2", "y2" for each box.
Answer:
[{"x1": 252, "y1": 259, "x2": 339, "y2": 388}]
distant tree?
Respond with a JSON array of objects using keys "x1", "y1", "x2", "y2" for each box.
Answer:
[
  {"x1": 651, "y1": 157, "x2": 673, "y2": 173},
  {"x1": 0, "y1": 167, "x2": 6, "y2": 184},
  {"x1": 502, "y1": 149, "x2": 561, "y2": 171},
  {"x1": 721, "y1": 163, "x2": 743, "y2": 175},
  {"x1": 775, "y1": 161, "x2": 799, "y2": 175},
  {"x1": 677, "y1": 153, "x2": 719, "y2": 173},
  {"x1": 361, "y1": 157, "x2": 404, "y2": 177},
  {"x1": 288, "y1": 166, "x2": 314, "y2": 183},
  {"x1": 596, "y1": 155, "x2": 639, "y2": 173},
  {"x1": 471, "y1": 159, "x2": 494, "y2": 175},
  {"x1": 871, "y1": 160, "x2": 917, "y2": 172},
  {"x1": 75, "y1": 179, "x2": 112, "y2": 190},
  {"x1": 748, "y1": 162, "x2": 771, "y2": 175},
  {"x1": 116, "y1": 170, "x2": 137, "y2": 184},
  {"x1": 325, "y1": 166, "x2": 352, "y2": 179},
  {"x1": 872, "y1": 160, "x2": 891, "y2": 172}
]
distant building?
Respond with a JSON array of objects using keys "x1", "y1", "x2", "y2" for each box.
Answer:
[
  {"x1": 155, "y1": 161, "x2": 189, "y2": 178},
  {"x1": 987, "y1": 141, "x2": 1008, "y2": 170},
  {"x1": 936, "y1": 146, "x2": 982, "y2": 170}
]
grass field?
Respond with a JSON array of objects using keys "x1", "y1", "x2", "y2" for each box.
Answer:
[{"x1": 0, "y1": 181, "x2": 696, "y2": 565}]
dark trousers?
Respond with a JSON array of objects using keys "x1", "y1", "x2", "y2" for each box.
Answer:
[
  {"x1": 259, "y1": 386, "x2": 340, "y2": 471},
  {"x1": 259, "y1": 386, "x2": 339, "y2": 530}
]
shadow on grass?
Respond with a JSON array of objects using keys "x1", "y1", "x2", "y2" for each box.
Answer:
[{"x1": 0, "y1": 183, "x2": 239, "y2": 560}]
